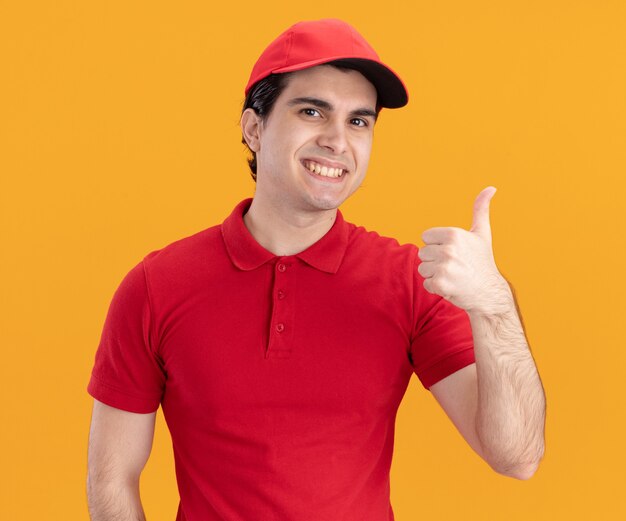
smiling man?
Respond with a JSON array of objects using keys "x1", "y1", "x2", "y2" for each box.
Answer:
[{"x1": 86, "y1": 19, "x2": 546, "y2": 521}]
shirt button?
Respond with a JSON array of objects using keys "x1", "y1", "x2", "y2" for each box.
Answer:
[
  {"x1": 277, "y1": 263, "x2": 286, "y2": 272},
  {"x1": 277, "y1": 290, "x2": 285, "y2": 299},
  {"x1": 276, "y1": 323, "x2": 285, "y2": 332}
]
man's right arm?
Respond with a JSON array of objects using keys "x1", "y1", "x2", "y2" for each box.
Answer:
[{"x1": 87, "y1": 398, "x2": 157, "y2": 520}]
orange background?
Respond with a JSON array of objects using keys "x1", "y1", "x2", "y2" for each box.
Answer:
[{"x1": 1, "y1": 1, "x2": 624, "y2": 519}]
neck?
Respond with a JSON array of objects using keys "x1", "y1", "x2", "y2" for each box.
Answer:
[{"x1": 243, "y1": 197, "x2": 338, "y2": 256}]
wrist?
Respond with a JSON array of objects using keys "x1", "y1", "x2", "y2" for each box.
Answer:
[{"x1": 467, "y1": 275, "x2": 515, "y2": 318}]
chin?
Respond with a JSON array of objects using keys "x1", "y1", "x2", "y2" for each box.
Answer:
[{"x1": 305, "y1": 195, "x2": 345, "y2": 211}]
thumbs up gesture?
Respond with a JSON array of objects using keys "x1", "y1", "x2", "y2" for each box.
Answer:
[{"x1": 418, "y1": 186, "x2": 512, "y2": 315}]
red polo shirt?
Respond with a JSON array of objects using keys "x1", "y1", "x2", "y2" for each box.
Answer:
[{"x1": 87, "y1": 198, "x2": 475, "y2": 521}]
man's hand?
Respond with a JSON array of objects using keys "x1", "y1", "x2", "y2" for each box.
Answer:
[
  {"x1": 417, "y1": 186, "x2": 512, "y2": 315},
  {"x1": 421, "y1": 187, "x2": 546, "y2": 478}
]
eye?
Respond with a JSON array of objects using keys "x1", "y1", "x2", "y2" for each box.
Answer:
[
  {"x1": 350, "y1": 118, "x2": 368, "y2": 127},
  {"x1": 300, "y1": 108, "x2": 321, "y2": 117}
]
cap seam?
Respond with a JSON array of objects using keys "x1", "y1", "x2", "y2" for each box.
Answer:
[
  {"x1": 350, "y1": 25, "x2": 356, "y2": 54},
  {"x1": 282, "y1": 30, "x2": 294, "y2": 69}
]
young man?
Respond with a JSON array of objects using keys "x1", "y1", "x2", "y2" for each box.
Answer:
[{"x1": 86, "y1": 19, "x2": 546, "y2": 521}]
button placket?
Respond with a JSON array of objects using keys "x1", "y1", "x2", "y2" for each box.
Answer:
[{"x1": 266, "y1": 259, "x2": 295, "y2": 358}]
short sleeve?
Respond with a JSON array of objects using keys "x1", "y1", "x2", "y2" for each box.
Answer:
[
  {"x1": 87, "y1": 260, "x2": 165, "y2": 413},
  {"x1": 409, "y1": 249, "x2": 475, "y2": 390}
]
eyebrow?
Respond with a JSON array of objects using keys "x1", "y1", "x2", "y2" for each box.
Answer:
[{"x1": 286, "y1": 96, "x2": 378, "y2": 121}]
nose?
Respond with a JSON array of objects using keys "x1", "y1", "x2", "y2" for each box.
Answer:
[{"x1": 316, "y1": 119, "x2": 348, "y2": 155}]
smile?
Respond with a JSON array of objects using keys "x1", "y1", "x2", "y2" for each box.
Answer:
[{"x1": 302, "y1": 160, "x2": 346, "y2": 179}]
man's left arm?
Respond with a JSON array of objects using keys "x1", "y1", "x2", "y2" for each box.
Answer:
[{"x1": 418, "y1": 186, "x2": 546, "y2": 479}]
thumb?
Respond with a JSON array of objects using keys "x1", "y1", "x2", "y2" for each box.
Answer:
[{"x1": 470, "y1": 186, "x2": 497, "y2": 239}]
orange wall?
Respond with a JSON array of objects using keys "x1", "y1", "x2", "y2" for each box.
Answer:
[{"x1": 1, "y1": 1, "x2": 624, "y2": 519}]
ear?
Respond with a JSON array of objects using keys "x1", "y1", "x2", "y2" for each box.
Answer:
[{"x1": 241, "y1": 108, "x2": 262, "y2": 153}]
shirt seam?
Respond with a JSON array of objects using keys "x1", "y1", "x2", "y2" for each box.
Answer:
[
  {"x1": 141, "y1": 259, "x2": 159, "y2": 359},
  {"x1": 90, "y1": 372, "x2": 161, "y2": 401},
  {"x1": 409, "y1": 245, "x2": 418, "y2": 347},
  {"x1": 418, "y1": 344, "x2": 475, "y2": 375}
]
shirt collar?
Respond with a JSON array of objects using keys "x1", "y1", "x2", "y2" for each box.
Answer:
[{"x1": 221, "y1": 198, "x2": 350, "y2": 274}]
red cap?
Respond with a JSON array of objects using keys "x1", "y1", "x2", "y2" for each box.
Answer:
[{"x1": 244, "y1": 19, "x2": 409, "y2": 109}]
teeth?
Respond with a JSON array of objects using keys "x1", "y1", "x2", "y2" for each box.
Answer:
[{"x1": 305, "y1": 160, "x2": 344, "y2": 178}]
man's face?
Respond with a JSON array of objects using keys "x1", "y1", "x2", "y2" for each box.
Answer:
[{"x1": 249, "y1": 65, "x2": 378, "y2": 213}]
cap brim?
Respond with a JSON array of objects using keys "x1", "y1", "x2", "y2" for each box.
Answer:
[{"x1": 273, "y1": 56, "x2": 409, "y2": 109}]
